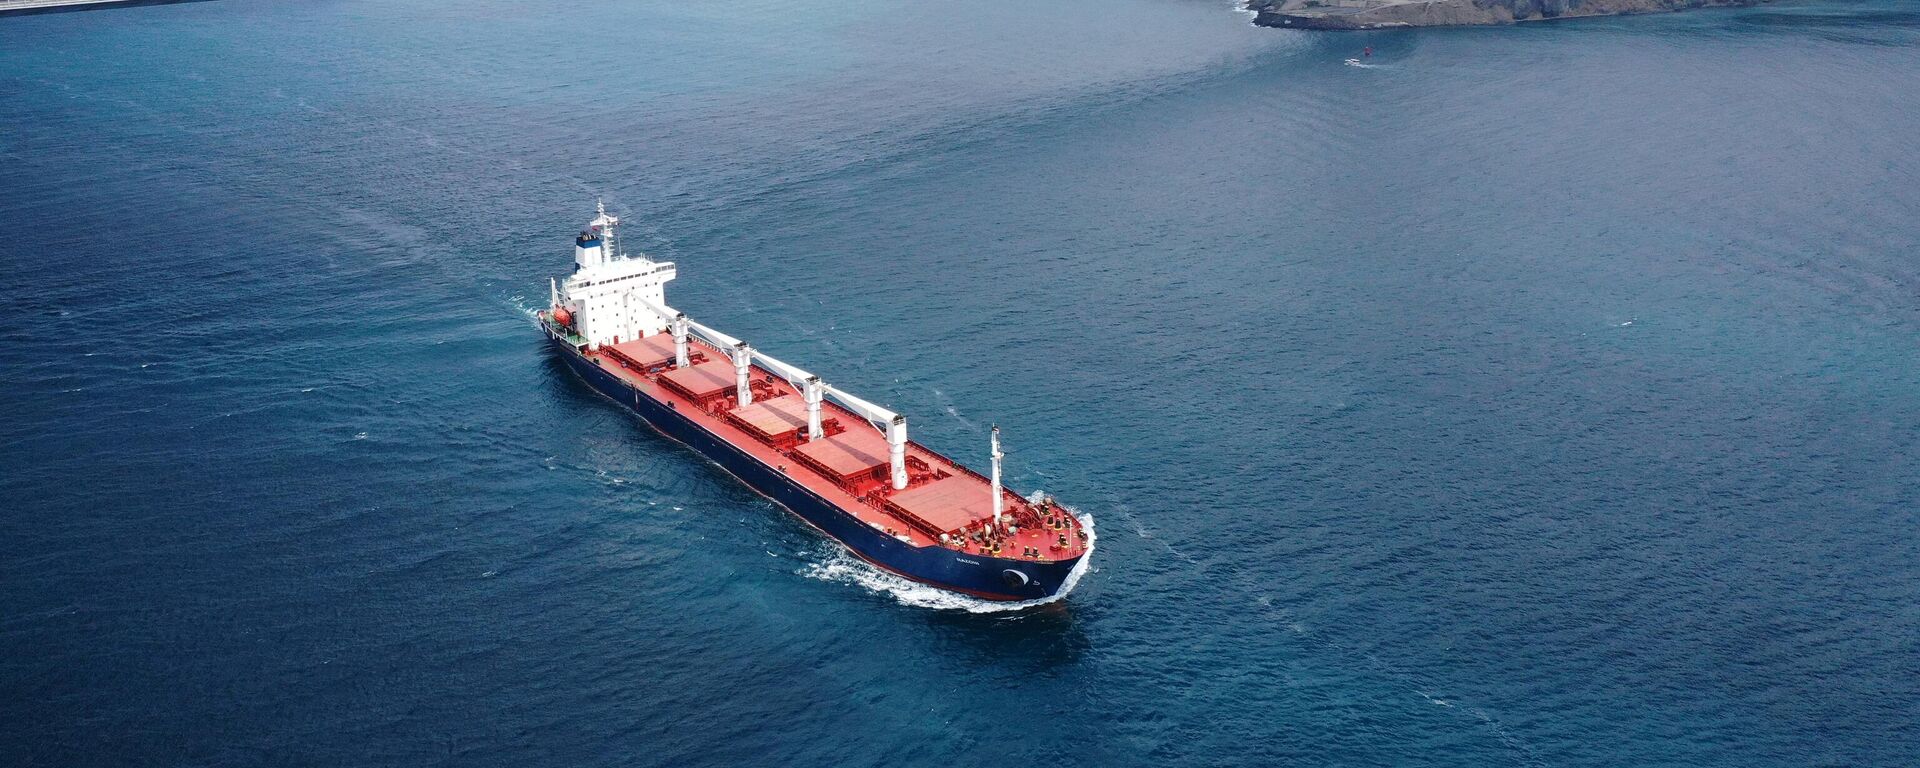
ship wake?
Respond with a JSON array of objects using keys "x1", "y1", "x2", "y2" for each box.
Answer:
[{"x1": 800, "y1": 508, "x2": 1097, "y2": 612}]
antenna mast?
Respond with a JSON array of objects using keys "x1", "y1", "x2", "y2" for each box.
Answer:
[{"x1": 596, "y1": 199, "x2": 620, "y2": 260}]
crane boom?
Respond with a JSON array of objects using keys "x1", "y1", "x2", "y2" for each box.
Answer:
[
  {"x1": 685, "y1": 318, "x2": 741, "y2": 350},
  {"x1": 823, "y1": 385, "x2": 899, "y2": 430},
  {"x1": 631, "y1": 296, "x2": 901, "y2": 429},
  {"x1": 745, "y1": 347, "x2": 815, "y2": 391}
]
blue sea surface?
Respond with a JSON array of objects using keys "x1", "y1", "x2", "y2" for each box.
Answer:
[{"x1": 3, "y1": 1, "x2": 1918, "y2": 765}]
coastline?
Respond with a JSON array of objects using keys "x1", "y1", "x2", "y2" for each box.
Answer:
[
  {"x1": 1246, "y1": 0, "x2": 1766, "y2": 29},
  {"x1": 0, "y1": 0, "x2": 211, "y2": 16}
]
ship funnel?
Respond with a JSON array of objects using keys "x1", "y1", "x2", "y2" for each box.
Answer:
[
  {"x1": 804, "y1": 377, "x2": 825, "y2": 439},
  {"x1": 887, "y1": 415, "x2": 908, "y2": 491},
  {"x1": 990, "y1": 426, "x2": 1005, "y2": 529},
  {"x1": 732, "y1": 343, "x2": 753, "y2": 406},
  {"x1": 574, "y1": 229, "x2": 604, "y2": 270},
  {"x1": 575, "y1": 201, "x2": 621, "y2": 270}
]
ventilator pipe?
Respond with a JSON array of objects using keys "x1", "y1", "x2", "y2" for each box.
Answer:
[
  {"x1": 804, "y1": 377, "x2": 825, "y2": 439},
  {"x1": 732, "y1": 343, "x2": 754, "y2": 406}
]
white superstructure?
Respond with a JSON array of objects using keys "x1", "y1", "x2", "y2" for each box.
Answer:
[{"x1": 551, "y1": 201, "x2": 677, "y2": 350}]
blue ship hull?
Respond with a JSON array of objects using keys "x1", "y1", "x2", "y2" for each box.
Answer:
[{"x1": 545, "y1": 329, "x2": 1082, "y2": 601}]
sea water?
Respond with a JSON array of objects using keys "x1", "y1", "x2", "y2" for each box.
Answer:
[{"x1": 2, "y1": 1, "x2": 1917, "y2": 765}]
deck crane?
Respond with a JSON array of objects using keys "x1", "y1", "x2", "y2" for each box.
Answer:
[{"x1": 635, "y1": 295, "x2": 911, "y2": 491}]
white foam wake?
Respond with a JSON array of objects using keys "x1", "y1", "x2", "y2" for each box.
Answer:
[
  {"x1": 800, "y1": 508, "x2": 1097, "y2": 613},
  {"x1": 511, "y1": 298, "x2": 544, "y2": 323}
]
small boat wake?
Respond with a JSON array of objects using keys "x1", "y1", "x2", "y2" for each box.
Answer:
[{"x1": 800, "y1": 508, "x2": 1097, "y2": 613}]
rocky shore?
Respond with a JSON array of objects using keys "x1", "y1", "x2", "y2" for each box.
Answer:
[{"x1": 1247, "y1": 0, "x2": 1763, "y2": 29}]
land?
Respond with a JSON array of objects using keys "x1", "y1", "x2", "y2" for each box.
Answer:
[
  {"x1": 1247, "y1": 0, "x2": 1764, "y2": 29},
  {"x1": 0, "y1": 0, "x2": 206, "y2": 15}
]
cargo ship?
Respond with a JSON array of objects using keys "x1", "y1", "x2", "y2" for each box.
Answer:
[{"x1": 537, "y1": 204, "x2": 1090, "y2": 601}]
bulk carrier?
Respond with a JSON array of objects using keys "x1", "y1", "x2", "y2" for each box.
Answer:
[{"x1": 538, "y1": 204, "x2": 1090, "y2": 601}]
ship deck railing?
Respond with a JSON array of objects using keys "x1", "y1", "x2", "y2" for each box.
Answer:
[{"x1": 541, "y1": 316, "x2": 590, "y2": 348}]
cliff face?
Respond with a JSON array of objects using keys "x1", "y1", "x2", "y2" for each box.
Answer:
[{"x1": 1248, "y1": 0, "x2": 1762, "y2": 29}]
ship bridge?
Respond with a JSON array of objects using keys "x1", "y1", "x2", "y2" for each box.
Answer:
[{"x1": 551, "y1": 201, "x2": 677, "y2": 350}]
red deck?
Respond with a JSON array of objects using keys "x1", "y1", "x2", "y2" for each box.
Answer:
[
  {"x1": 728, "y1": 395, "x2": 811, "y2": 446},
  {"x1": 729, "y1": 395, "x2": 807, "y2": 434},
  {"x1": 884, "y1": 475, "x2": 999, "y2": 536},
  {"x1": 658, "y1": 358, "x2": 735, "y2": 400},
  {"x1": 606, "y1": 335, "x2": 682, "y2": 369},
  {"x1": 793, "y1": 429, "x2": 889, "y2": 478},
  {"x1": 577, "y1": 331, "x2": 1088, "y2": 563}
]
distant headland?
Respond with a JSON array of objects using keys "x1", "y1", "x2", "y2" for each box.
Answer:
[
  {"x1": 1246, "y1": 0, "x2": 1764, "y2": 29},
  {"x1": 0, "y1": 0, "x2": 211, "y2": 16}
]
